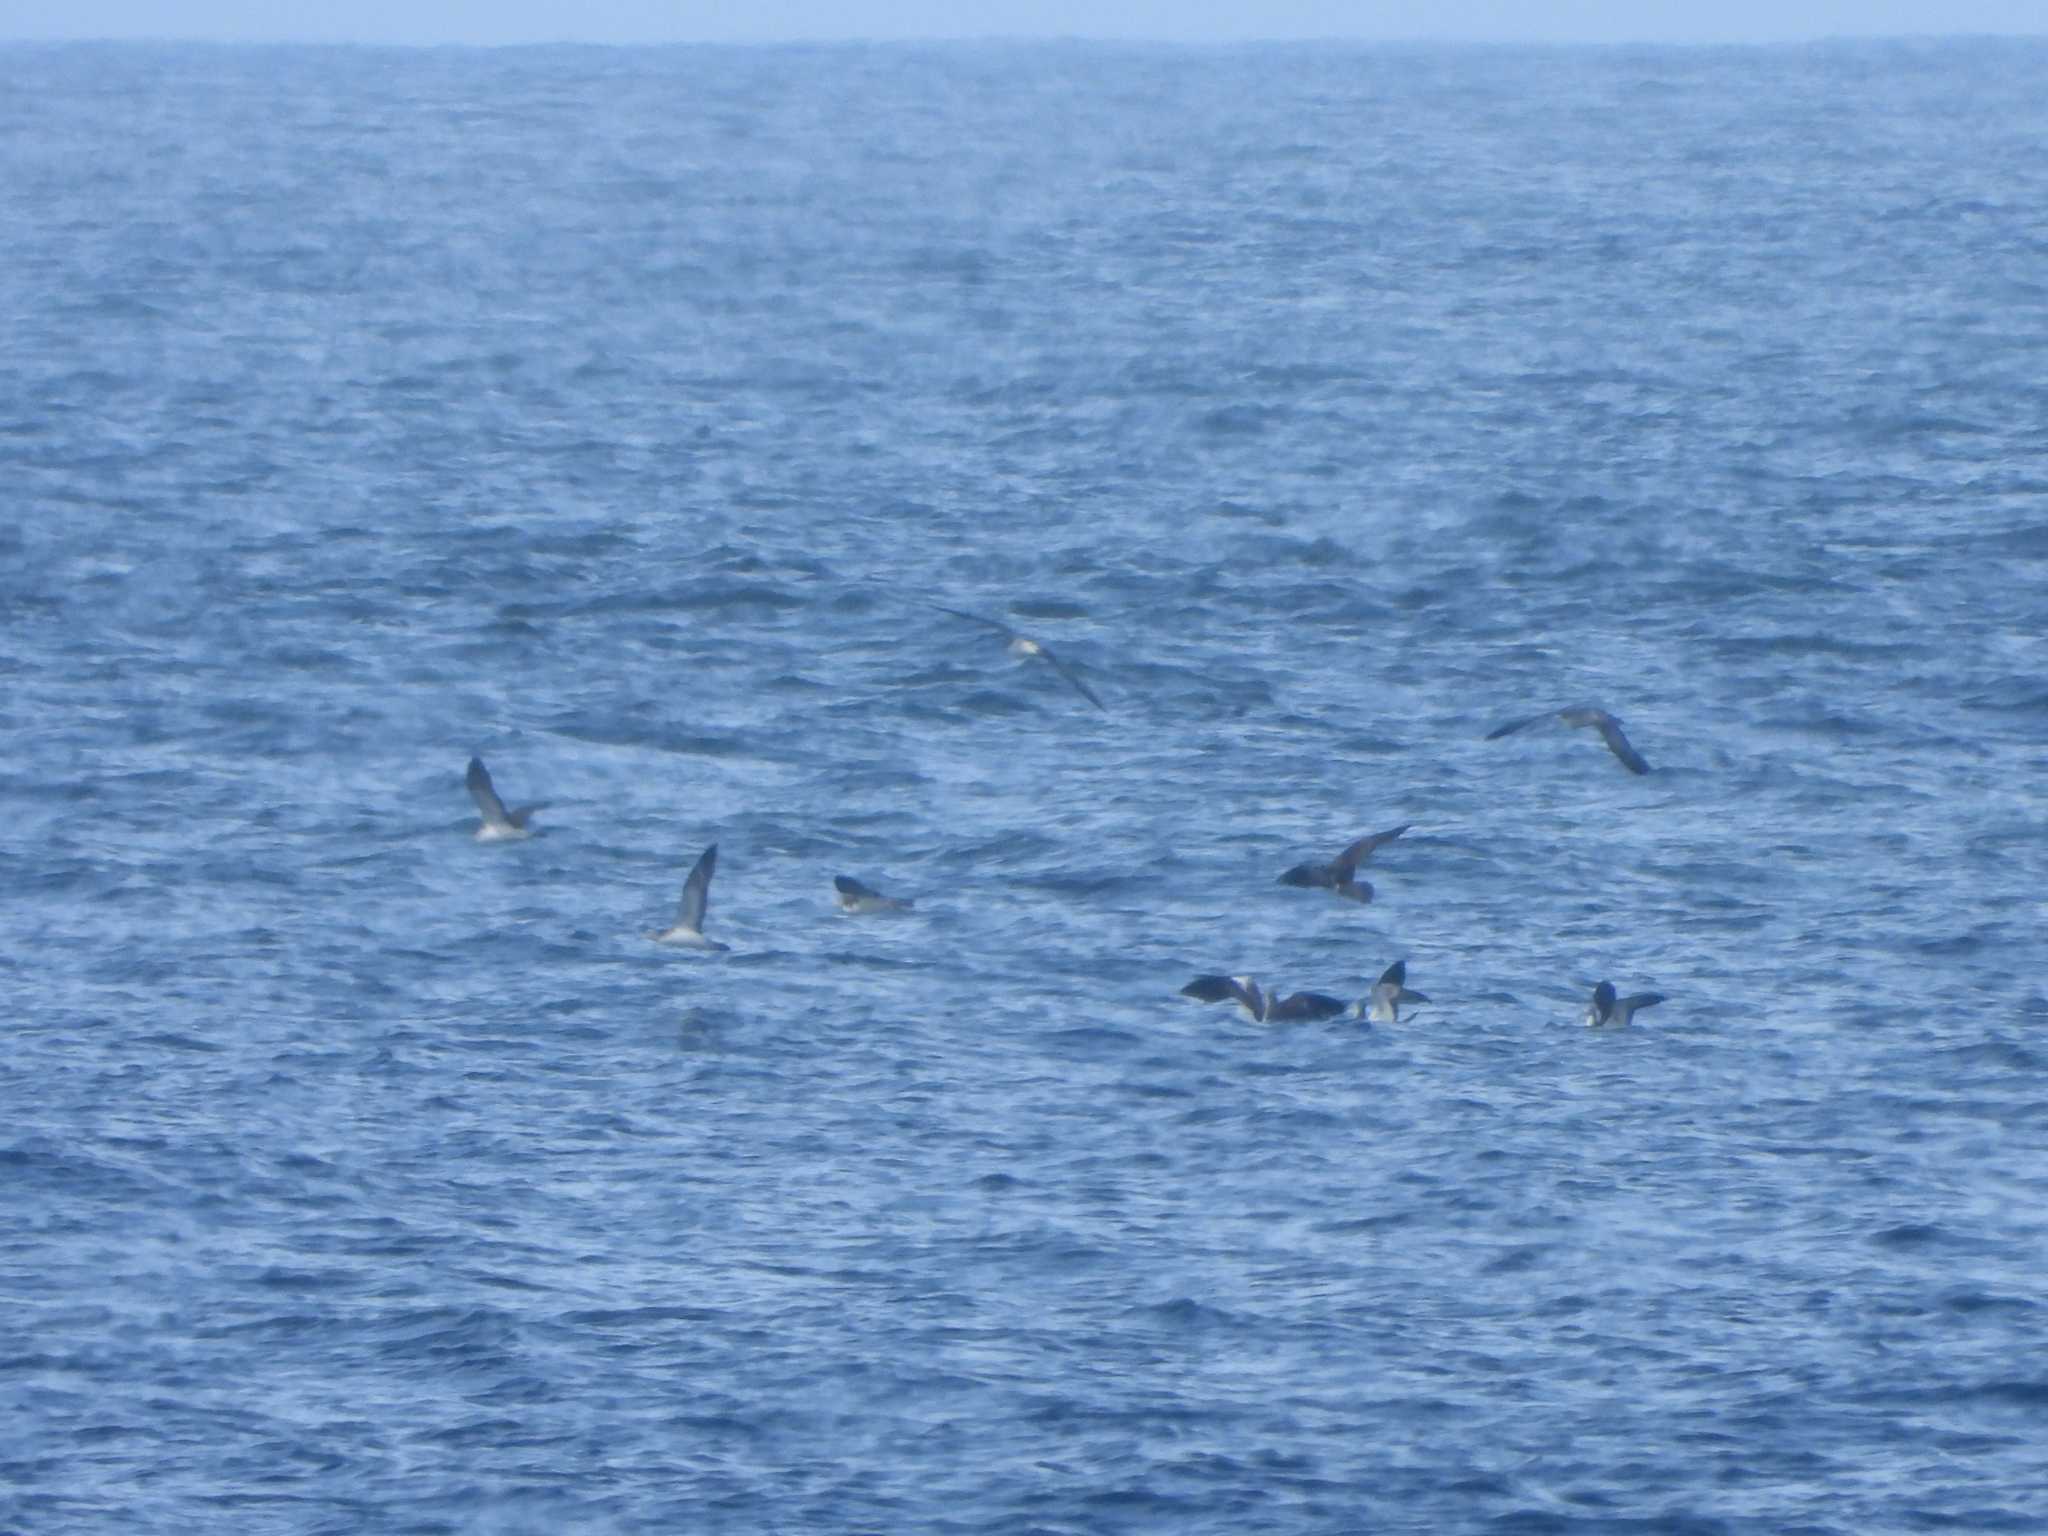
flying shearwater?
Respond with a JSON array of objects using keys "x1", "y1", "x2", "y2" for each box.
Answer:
[
  {"x1": 930, "y1": 603, "x2": 1106, "y2": 710},
  {"x1": 1359, "y1": 959, "x2": 1431, "y2": 1023},
  {"x1": 833, "y1": 875, "x2": 915, "y2": 914},
  {"x1": 1583, "y1": 979, "x2": 1665, "y2": 1027},
  {"x1": 1181, "y1": 974, "x2": 1348, "y2": 1023},
  {"x1": 649, "y1": 843, "x2": 730, "y2": 950},
  {"x1": 1485, "y1": 706, "x2": 1651, "y2": 775},
  {"x1": 466, "y1": 756, "x2": 543, "y2": 841},
  {"x1": 1278, "y1": 824, "x2": 1412, "y2": 904}
]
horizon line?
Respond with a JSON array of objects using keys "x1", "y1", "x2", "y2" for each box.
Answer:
[{"x1": 6, "y1": 29, "x2": 2046, "y2": 49}]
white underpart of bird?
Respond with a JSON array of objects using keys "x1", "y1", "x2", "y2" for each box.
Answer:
[
  {"x1": 650, "y1": 843, "x2": 730, "y2": 951},
  {"x1": 466, "y1": 756, "x2": 541, "y2": 841}
]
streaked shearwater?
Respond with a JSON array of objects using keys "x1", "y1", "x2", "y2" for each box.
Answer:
[
  {"x1": 1486, "y1": 706, "x2": 1651, "y2": 775},
  {"x1": 930, "y1": 603, "x2": 1106, "y2": 710},
  {"x1": 1360, "y1": 959, "x2": 1431, "y2": 1023},
  {"x1": 1278, "y1": 824, "x2": 1411, "y2": 904},
  {"x1": 649, "y1": 843, "x2": 730, "y2": 950},
  {"x1": 833, "y1": 875, "x2": 915, "y2": 914},
  {"x1": 1583, "y1": 979, "x2": 1665, "y2": 1027},
  {"x1": 1181, "y1": 974, "x2": 1347, "y2": 1023},
  {"x1": 466, "y1": 756, "x2": 542, "y2": 841}
]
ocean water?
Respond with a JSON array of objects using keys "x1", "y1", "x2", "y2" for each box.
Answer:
[{"x1": 4, "y1": 35, "x2": 2047, "y2": 1534}]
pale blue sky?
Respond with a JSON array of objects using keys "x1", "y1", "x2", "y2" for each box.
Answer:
[{"x1": 7, "y1": 1, "x2": 2047, "y2": 45}]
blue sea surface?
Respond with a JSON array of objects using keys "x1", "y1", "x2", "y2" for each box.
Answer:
[{"x1": 4, "y1": 36, "x2": 2047, "y2": 1534}]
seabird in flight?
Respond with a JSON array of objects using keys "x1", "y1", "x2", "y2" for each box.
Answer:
[
  {"x1": 466, "y1": 756, "x2": 543, "y2": 841},
  {"x1": 1180, "y1": 974, "x2": 1348, "y2": 1023},
  {"x1": 1486, "y1": 706, "x2": 1651, "y2": 775},
  {"x1": 1583, "y1": 980, "x2": 1665, "y2": 1027},
  {"x1": 930, "y1": 603, "x2": 1106, "y2": 710},
  {"x1": 1278, "y1": 824, "x2": 1412, "y2": 903},
  {"x1": 1360, "y1": 959, "x2": 1431, "y2": 1023},
  {"x1": 649, "y1": 844, "x2": 730, "y2": 951},
  {"x1": 833, "y1": 875, "x2": 915, "y2": 914}
]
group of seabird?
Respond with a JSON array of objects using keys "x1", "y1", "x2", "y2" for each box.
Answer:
[
  {"x1": 466, "y1": 756, "x2": 911, "y2": 952},
  {"x1": 1180, "y1": 959, "x2": 1431, "y2": 1024},
  {"x1": 922, "y1": 609, "x2": 1651, "y2": 781},
  {"x1": 1181, "y1": 958, "x2": 1660, "y2": 1031},
  {"x1": 465, "y1": 607, "x2": 1666, "y2": 1029},
  {"x1": 1489, "y1": 707, "x2": 1662, "y2": 1023},
  {"x1": 1175, "y1": 696, "x2": 1664, "y2": 1030}
]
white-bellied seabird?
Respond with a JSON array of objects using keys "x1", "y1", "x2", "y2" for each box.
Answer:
[
  {"x1": 466, "y1": 756, "x2": 543, "y2": 841},
  {"x1": 833, "y1": 875, "x2": 914, "y2": 914},
  {"x1": 1181, "y1": 974, "x2": 1347, "y2": 1023},
  {"x1": 1278, "y1": 824, "x2": 1411, "y2": 903},
  {"x1": 930, "y1": 603, "x2": 1106, "y2": 710},
  {"x1": 1359, "y1": 959, "x2": 1430, "y2": 1023},
  {"x1": 1486, "y1": 706, "x2": 1651, "y2": 775},
  {"x1": 1583, "y1": 979, "x2": 1664, "y2": 1027},
  {"x1": 649, "y1": 844, "x2": 730, "y2": 950}
]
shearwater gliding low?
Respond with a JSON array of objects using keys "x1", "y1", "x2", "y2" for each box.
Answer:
[
  {"x1": 649, "y1": 844, "x2": 730, "y2": 950},
  {"x1": 466, "y1": 756, "x2": 543, "y2": 841},
  {"x1": 930, "y1": 604, "x2": 1106, "y2": 711},
  {"x1": 1278, "y1": 824, "x2": 1412, "y2": 903},
  {"x1": 1486, "y1": 706, "x2": 1651, "y2": 775}
]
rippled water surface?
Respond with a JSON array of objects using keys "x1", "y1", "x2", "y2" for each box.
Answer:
[{"x1": 5, "y1": 37, "x2": 2048, "y2": 1534}]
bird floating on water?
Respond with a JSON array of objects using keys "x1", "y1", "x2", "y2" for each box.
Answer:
[
  {"x1": 1181, "y1": 974, "x2": 1348, "y2": 1023},
  {"x1": 930, "y1": 603, "x2": 1106, "y2": 711},
  {"x1": 1486, "y1": 706, "x2": 1651, "y2": 775},
  {"x1": 1278, "y1": 824, "x2": 1412, "y2": 904},
  {"x1": 833, "y1": 875, "x2": 915, "y2": 914},
  {"x1": 1360, "y1": 959, "x2": 1431, "y2": 1023},
  {"x1": 1583, "y1": 979, "x2": 1664, "y2": 1027},
  {"x1": 649, "y1": 844, "x2": 730, "y2": 951},
  {"x1": 466, "y1": 756, "x2": 543, "y2": 841}
]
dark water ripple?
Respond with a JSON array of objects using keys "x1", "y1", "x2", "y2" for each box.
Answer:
[{"x1": 4, "y1": 35, "x2": 2048, "y2": 1536}]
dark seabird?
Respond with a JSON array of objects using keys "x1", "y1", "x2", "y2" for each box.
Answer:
[
  {"x1": 650, "y1": 844, "x2": 730, "y2": 951},
  {"x1": 1360, "y1": 959, "x2": 1431, "y2": 1023},
  {"x1": 1486, "y1": 705, "x2": 1650, "y2": 775},
  {"x1": 466, "y1": 756, "x2": 543, "y2": 841},
  {"x1": 930, "y1": 603, "x2": 1106, "y2": 710},
  {"x1": 1583, "y1": 979, "x2": 1664, "y2": 1028},
  {"x1": 833, "y1": 875, "x2": 915, "y2": 914},
  {"x1": 1180, "y1": 974, "x2": 1347, "y2": 1023},
  {"x1": 1278, "y1": 824, "x2": 1412, "y2": 903}
]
